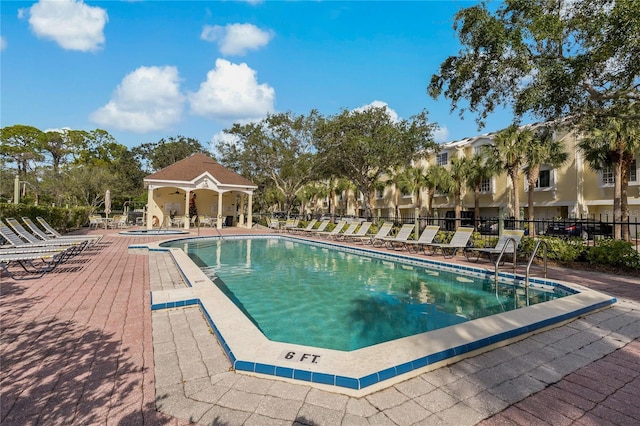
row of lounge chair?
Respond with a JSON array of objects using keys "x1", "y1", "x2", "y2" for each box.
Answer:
[
  {"x1": 0, "y1": 217, "x2": 102, "y2": 280},
  {"x1": 283, "y1": 219, "x2": 526, "y2": 261}
]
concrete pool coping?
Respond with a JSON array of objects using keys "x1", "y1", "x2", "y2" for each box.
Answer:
[{"x1": 135, "y1": 234, "x2": 617, "y2": 397}]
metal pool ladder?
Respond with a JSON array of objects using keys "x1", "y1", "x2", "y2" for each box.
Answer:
[
  {"x1": 494, "y1": 238, "x2": 548, "y2": 306},
  {"x1": 524, "y1": 239, "x2": 548, "y2": 303},
  {"x1": 494, "y1": 237, "x2": 519, "y2": 287}
]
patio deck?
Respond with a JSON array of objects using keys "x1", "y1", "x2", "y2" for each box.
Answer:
[{"x1": 1, "y1": 226, "x2": 639, "y2": 425}]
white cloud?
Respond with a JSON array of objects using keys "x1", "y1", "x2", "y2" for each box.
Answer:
[
  {"x1": 209, "y1": 131, "x2": 241, "y2": 156},
  {"x1": 22, "y1": 0, "x2": 108, "y2": 52},
  {"x1": 354, "y1": 100, "x2": 400, "y2": 122},
  {"x1": 90, "y1": 66, "x2": 185, "y2": 133},
  {"x1": 188, "y1": 59, "x2": 275, "y2": 123},
  {"x1": 201, "y1": 23, "x2": 273, "y2": 56},
  {"x1": 433, "y1": 126, "x2": 450, "y2": 143}
]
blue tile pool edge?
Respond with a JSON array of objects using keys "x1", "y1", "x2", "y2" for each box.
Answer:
[{"x1": 150, "y1": 291, "x2": 617, "y2": 391}]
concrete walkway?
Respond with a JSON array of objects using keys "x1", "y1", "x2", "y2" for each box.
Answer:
[{"x1": 1, "y1": 227, "x2": 639, "y2": 425}]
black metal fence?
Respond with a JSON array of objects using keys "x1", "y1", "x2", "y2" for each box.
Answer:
[{"x1": 257, "y1": 212, "x2": 640, "y2": 248}]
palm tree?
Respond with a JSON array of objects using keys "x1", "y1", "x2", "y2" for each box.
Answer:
[
  {"x1": 465, "y1": 152, "x2": 500, "y2": 230},
  {"x1": 523, "y1": 126, "x2": 568, "y2": 237},
  {"x1": 384, "y1": 167, "x2": 404, "y2": 220},
  {"x1": 579, "y1": 116, "x2": 640, "y2": 241},
  {"x1": 449, "y1": 155, "x2": 470, "y2": 229},
  {"x1": 386, "y1": 165, "x2": 429, "y2": 219},
  {"x1": 424, "y1": 164, "x2": 451, "y2": 217},
  {"x1": 487, "y1": 124, "x2": 532, "y2": 225}
]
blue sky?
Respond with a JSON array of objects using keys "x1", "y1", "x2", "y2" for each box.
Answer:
[{"x1": 1, "y1": 0, "x2": 517, "y2": 150}]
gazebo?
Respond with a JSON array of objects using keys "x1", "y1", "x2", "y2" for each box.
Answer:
[{"x1": 143, "y1": 153, "x2": 257, "y2": 230}]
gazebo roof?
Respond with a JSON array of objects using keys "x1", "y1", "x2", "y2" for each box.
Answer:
[{"x1": 144, "y1": 153, "x2": 256, "y2": 188}]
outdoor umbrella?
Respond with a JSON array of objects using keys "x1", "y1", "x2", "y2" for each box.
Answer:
[{"x1": 105, "y1": 190, "x2": 111, "y2": 229}]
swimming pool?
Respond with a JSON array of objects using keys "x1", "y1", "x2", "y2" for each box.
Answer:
[
  {"x1": 146, "y1": 234, "x2": 616, "y2": 394},
  {"x1": 164, "y1": 238, "x2": 567, "y2": 351}
]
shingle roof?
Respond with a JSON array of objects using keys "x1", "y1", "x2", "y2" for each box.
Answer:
[{"x1": 145, "y1": 153, "x2": 256, "y2": 187}]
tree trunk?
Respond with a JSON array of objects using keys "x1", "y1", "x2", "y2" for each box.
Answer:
[
  {"x1": 527, "y1": 165, "x2": 540, "y2": 238},
  {"x1": 454, "y1": 189, "x2": 462, "y2": 230},
  {"x1": 613, "y1": 160, "x2": 623, "y2": 240},
  {"x1": 474, "y1": 183, "x2": 480, "y2": 231},
  {"x1": 620, "y1": 157, "x2": 631, "y2": 241},
  {"x1": 510, "y1": 169, "x2": 521, "y2": 228}
]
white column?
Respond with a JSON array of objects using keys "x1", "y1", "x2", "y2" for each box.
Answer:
[
  {"x1": 217, "y1": 192, "x2": 224, "y2": 229},
  {"x1": 247, "y1": 193, "x2": 253, "y2": 229},
  {"x1": 146, "y1": 186, "x2": 154, "y2": 229},
  {"x1": 184, "y1": 190, "x2": 191, "y2": 230}
]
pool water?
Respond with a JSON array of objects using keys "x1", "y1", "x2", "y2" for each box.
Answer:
[{"x1": 166, "y1": 238, "x2": 566, "y2": 351}]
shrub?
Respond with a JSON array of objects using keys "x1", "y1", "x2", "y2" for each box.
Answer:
[
  {"x1": 519, "y1": 236, "x2": 587, "y2": 263},
  {"x1": 0, "y1": 203, "x2": 92, "y2": 232},
  {"x1": 587, "y1": 239, "x2": 640, "y2": 269}
]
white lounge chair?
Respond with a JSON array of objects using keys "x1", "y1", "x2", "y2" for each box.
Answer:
[
  {"x1": 0, "y1": 248, "x2": 70, "y2": 280},
  {"x1": 334, "y1": 222, "x2": 359, "y2": 240},
  {"x1": 317, "y1": 221, "x2": 347, "y2": 239},
  {"x1": 292, "y1": 219, "x2": 317, "y2": 234},
  {"x1": 22, "y1": 217, "x2": 102, "y2": 245},
  {"x1": 344, "y1": 222, "x2": 373, "y2": 242},
  {"x1": 383, "y1": 224, "x2": 415, "y2": 250},
  {"x1": 2, "y1": 219, "x2": 88, "y2": 253},
  {"x1": 423, "y1": 226, "x2": 475, "y2": 258},
  {"x1": 405, "y1": 225, "x2": 441, "y2": 253},
  {"x1": 307, "y1": 220, "x2": 330, "y2": 235},
  {"x1": 365, "y1": 222, "x2": 394, "y2": 246},
  {"x1": 465, "y1": 229, "x2": 525, "y2": 262}
]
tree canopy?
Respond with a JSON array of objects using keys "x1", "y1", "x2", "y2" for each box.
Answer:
[
  {"x1": 428, "y1": 0, "x2": 640, "y2": 127},
  {"x1": 313, "y1": 107, "x2": 437, "y2": 217},
  {"x1": 216, "y1": 111, "x2": 318, "y2": 214}
]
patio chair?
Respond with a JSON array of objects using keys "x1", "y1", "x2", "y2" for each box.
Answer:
[
  {"x1": 198, "y1": 215, "x2": 213, "y2": 227},
  {"x1": 405, "y1": 225, "x2": 441, "y2": 254},
  {"x1": 292, "y1": 219, "x2": 317, "y2": 234},
  {"x1": 89, "y1": 215, "x2": 104, "y2": 229},
  {"x1": 37, "y1": 216, "x2": 101, "y2": 244},
  {"x1": 22, "y1": 217, "x2": 102, "y2": 245},
  {"x1": 110, "y1": 215, "x2": 128, "y2": 229},
  {"x1": 423, "y1": 226, "x2": 475, "y2": 258},
  {"x1": 283, "y1": 219, "x2": 300, "y2": 233},
  {"x1": 362, "y1": 222, "x2": 394, "y2": 246},
  {"x1": 317, "y1": 221, "x2": 347, "y2": 239},
  {"x1": 334, "y1": 222, "x2": 359, "y2": 240},
  {"x1": 0, "y1": 220, "x2": 88, "y2": 254},
  {"x1": 0, "y1": 248, "x2": 71, "y2": 280},
  {"x1": 268, "y1": 219, "x2": 281, "y2": 231},
  {"x1": 306, "y1": 220, "x2": 330, "y2": 235},
  {"x1": 344, "y1": 222, "x2": 372, "y2": 242},
  {"x1": 465, "y1": 229, "x2": 525, "y2": 262},
  {"x1": 382, "y1": 224, "x2": 415, "y2": 250}
]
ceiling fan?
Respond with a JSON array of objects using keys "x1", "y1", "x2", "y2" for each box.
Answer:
[{"x1": 172, "y1": 189, "x2": 182, "y2": 195}]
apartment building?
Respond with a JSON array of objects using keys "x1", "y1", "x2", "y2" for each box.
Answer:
[{"x1": 336, "y1": 125, "x2": 640, "y2": 231}]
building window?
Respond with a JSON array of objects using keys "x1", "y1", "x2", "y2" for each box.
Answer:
[
  {"x1": 480, "y1": 178, "x2": 491, "y2": 192},
  {"x1": 376, "y1": 188, "x2": 384, "y2": 199},
  {"x1": 602, "y1": 167, "x2": 614, "y2": 185},
  {"x1": 535, "y1": 169, "x2": 551, "y2": 188},
  {"x1": 436, "y1": 152, "x2": 448, "y2": 166},
  {"x1": 601, "y1": 160, "x2": 637, "y2": 184}
]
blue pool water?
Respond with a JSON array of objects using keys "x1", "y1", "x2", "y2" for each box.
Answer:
[{"x1": 163, "y1": 237, "x2": 567, "y2": 351}]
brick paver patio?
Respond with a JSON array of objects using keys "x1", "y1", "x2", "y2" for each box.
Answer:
[{"x1": 1, "y1": 226, "x2": 639, "y2": 425}]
